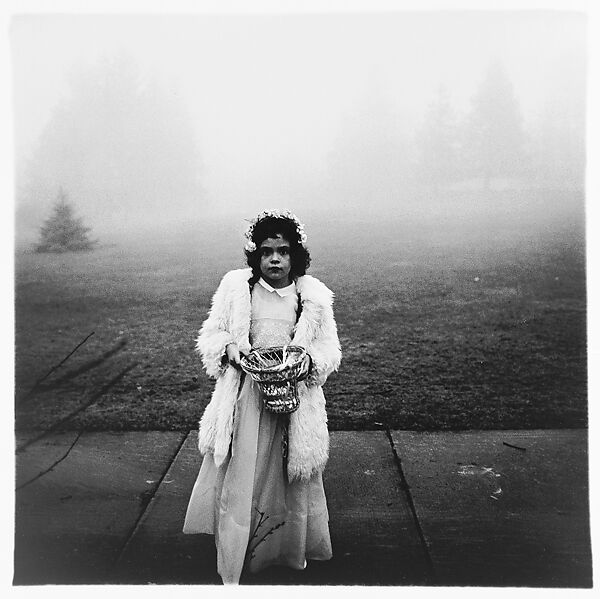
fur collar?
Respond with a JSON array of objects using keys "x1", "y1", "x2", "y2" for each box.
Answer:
[
  {"x1": 222, "y1": 268, "x2": 334, "y2": 352},
  {"x1": 224, "y1": 267, "x2": 333, "y2": 306}
]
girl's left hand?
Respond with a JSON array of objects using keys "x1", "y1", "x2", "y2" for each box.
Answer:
[{"x1": 298, "y1": 354, "x2": 312, "y2": 380}]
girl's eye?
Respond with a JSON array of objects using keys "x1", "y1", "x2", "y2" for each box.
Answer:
[{"x1": 279, "y1": 248, "x2": 289, "y2": 255}]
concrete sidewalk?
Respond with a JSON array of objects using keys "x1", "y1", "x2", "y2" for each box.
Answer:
[{"x1": 14, "y1": 429, "x2": 592, "y2": 587}]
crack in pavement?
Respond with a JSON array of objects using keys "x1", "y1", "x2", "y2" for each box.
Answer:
[
  {"x1": 384, "y1": 428, "x2": 436, "y2": 583},
  {"x1": 111, "y1": 431, "x2": 190, "y2": 574}
]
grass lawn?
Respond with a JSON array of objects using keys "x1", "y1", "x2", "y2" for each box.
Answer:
[{"x1": 14, "y1": 190, "x2": 587, "y2": 431}]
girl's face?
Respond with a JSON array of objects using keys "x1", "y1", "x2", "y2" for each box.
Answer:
[{"x1": 259, "y1": 234, "x2": 292, "y2": 288}]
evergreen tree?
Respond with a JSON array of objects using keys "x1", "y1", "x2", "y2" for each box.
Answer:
[
  {"x1": 462, "y1": 61, "x2": 526, "y2": 188},
  {"x1": 36, "y1": 189, "x2": 96, "y2": 252}
]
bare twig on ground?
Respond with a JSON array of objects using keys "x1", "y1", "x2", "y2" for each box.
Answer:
[
  {"x1": 249, "y1": 520, "x2": 286, "y2": 560},
  {"x1": 16, "y1": 362, "x2": 138, "y2": 453},
  {"x1": 22, "y1": 331, "x2": 95, "y2": 401},
  {"x1": 37, "y1": 338, "x2": 128, "y2": 391},
  {"x1": 503, "y1": 441, "x2": 527, "y2": 451}
]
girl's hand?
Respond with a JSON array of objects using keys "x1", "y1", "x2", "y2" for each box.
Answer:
[
  {"x1": 298, "y1": 353, "x2": 312, "y2": 380},
  {"x1": 226, "y1": 343, "x2": 244, "y2": 369}
]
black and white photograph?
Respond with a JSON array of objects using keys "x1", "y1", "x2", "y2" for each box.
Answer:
[{"x1": 8, "y1": 0, "x2": 595, "y2": 590}]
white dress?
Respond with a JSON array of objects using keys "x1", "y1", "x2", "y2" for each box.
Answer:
[{"x1": 183, "y1": 279, "x2": 333, "y2": 584}]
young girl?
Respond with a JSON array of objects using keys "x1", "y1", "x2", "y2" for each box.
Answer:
[{"x1": 183, "y1": 209, "x2": 341, "y2": 584}]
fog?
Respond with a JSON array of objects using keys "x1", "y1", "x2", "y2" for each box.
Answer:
[{"x1": 11, "y1": 11, "x2": 586, "y2": 244}]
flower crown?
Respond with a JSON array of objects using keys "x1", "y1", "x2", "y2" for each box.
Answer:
[{"x1": 244, "y1": 209, "x2": 307, "y2": 252}]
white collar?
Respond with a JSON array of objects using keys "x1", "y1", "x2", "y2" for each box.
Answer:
[{"x1": 258, "y1": 277, "x2": 296, "y2": 297}]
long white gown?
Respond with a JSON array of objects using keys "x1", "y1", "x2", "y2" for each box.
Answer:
[{"x1": 183, "y1": 280, "x2": 332, "y2": 584}]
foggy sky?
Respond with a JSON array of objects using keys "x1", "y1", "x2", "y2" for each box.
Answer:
[{"x1": 10, "y1": 11, "x2": 586, "y2": 236}]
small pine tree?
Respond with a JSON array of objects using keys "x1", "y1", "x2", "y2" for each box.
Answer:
[{"x1": 36, "y1": 189, "x2": 96, "y2": 253}]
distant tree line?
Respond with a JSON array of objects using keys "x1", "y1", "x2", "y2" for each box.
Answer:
[
  {"x1": 328, "y1": 61, "x2": 585, "y2": 200},
  {"x1": 16, "y1": 55, "x2": 584, "y2": 241}
]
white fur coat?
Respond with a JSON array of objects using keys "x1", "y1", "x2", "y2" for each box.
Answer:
[{"x1": 195, "y1": 268, "x2": 341, "y2": 481}]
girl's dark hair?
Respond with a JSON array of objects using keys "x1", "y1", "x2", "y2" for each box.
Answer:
[{"x1": 245, "y1": 216, "x2": 311, "y2": 285}]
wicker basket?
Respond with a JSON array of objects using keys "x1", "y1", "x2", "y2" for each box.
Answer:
[{"x1": 240, "y1": 345, "x2": 307, "y2": 414}]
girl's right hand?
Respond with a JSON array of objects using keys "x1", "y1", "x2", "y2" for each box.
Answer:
[{"x1": 226, "y1": 343, "x2": 244, "y2": 369}]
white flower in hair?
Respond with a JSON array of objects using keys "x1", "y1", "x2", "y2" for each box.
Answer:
[{"x1": 244, "y1": 208, "x2": 307, "y2": 251}]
